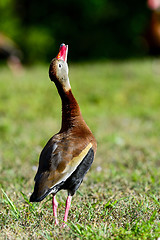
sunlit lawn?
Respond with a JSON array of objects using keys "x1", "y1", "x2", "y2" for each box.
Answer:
[{"x1": 0, "y1": 59, "x2": 160, "y2": 239}]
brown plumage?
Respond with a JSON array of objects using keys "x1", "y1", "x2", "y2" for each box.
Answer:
[{"x1": 30, "y1": 44, "x2": 97, "y2": 226}]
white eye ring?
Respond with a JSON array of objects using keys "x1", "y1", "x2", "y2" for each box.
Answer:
[{"x1": 59, "y1": 64, "x2": 62, "y2": 68}]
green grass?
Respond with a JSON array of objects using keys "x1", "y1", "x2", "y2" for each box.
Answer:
[{"x1": 0, "y1": 59, "x2": 160, "y2": 239}]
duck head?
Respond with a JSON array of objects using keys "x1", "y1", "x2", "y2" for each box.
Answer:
[{"x1": 49, "y1": 44, "x2": 71, "y2": 91}]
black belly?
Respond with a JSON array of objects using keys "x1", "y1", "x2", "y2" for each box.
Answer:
[{"x1": 60, "y1": 147, "x2": 94, "y2": 196}]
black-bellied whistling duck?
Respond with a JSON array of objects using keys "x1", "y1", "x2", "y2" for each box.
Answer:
[
  {"x1": 146, "y1": 0, "x2": 160, "y2": 54},
  {"x1": 30, "y1": 44, "x2": 97, "y2": 226}
]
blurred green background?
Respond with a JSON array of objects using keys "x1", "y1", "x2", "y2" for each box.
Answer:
[{"x1": 0, "y1": 0, "x2": 151, "y2": 63}]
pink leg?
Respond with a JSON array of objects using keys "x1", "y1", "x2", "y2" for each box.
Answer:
[
  {"x1": 52, "y1": 195, "x2": 58, "y2": 226},
  {"x1": 62, "y1": 195, "x2": 72, "y2": 227}
]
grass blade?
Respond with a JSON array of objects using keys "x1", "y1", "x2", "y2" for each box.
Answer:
[{"x1": 1, "y1": 188, "x2": 20, "y2": 219}]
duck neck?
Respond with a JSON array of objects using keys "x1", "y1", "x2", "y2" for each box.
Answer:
[{"x1": 55, "y1": 81, "x2": 82, "y2": 131}]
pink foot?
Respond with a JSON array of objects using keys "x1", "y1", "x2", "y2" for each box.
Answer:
[
  {"x1": 52, "y1": 195, "x2": 59, "y2": 226},
  {"x1": 62, "y1": 222, "x2": 67, "y2": 228},
  {"x1": 62, "y1": 195, "x2": 72, "y2": 228}
]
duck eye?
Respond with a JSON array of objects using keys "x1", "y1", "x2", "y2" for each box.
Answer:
[{"x1": 59, "y1": 64, "x2": 62, "y2": 68}]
